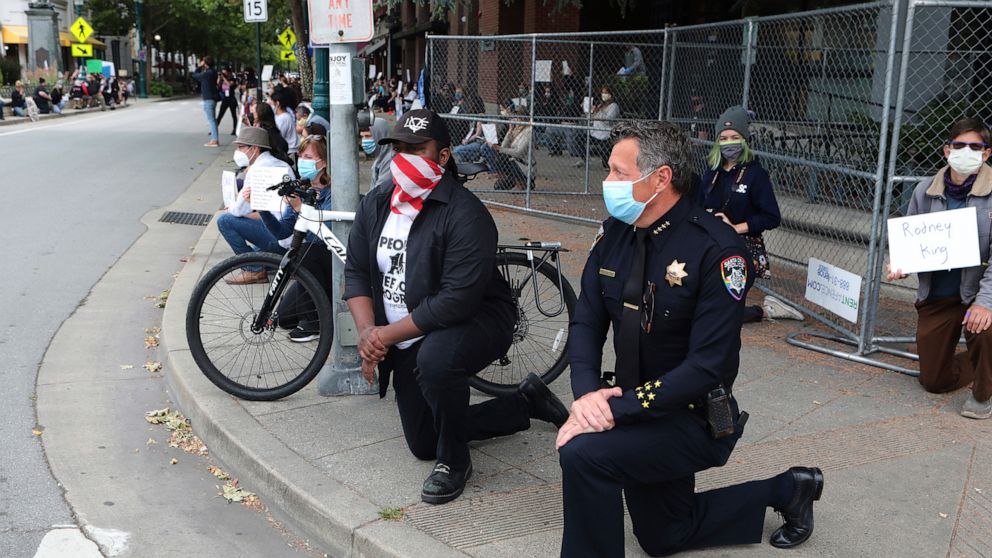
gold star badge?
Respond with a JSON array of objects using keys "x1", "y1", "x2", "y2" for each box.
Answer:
[
  {"x1": 636, "y1": 392, "x2": 644, "y2": 399},
  {"x1": 648, "y1": 392, "x2": 656, "y2": 400},
  {"x1": 641, "y1": 401, "x2": 650, "y2": 409},
  {"x1": 666, "y1": 260, "x2": 688, "y2": 287},
  {"x1": 654, "y1": 380, "x2": 662, "y2": 388}
]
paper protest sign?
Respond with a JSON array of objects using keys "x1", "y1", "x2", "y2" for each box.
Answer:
[
  {"x1": 482, "y1": 123, "x2": 499, "y2": 145},
  {"x1": 805, "y1": 258, "x2": 862, "y2": 323},
  {"x1": 247, "y1": 167, "x2": 289, "y2": 214},
  {"x1": 535, "y1": 60, "x2": 552, "y2": 82},
  {"x1": 887, "y1": 207, "x2": 980, "y2": 274},
  {"x1": 222, "y1": 171, "x2": 237, "y2": 208}
]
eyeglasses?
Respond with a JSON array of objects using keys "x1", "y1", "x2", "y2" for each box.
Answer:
[
  {"x1": 946, "y1": 141, "x2": 988, "y2": 151},
  {"x1": 641, "y1": 281, "x2": 656, "y2": 333}
]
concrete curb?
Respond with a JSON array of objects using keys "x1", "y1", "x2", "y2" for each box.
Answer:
[{"x1": 159, "y1": 163, "x2": 468, "y2": 557}]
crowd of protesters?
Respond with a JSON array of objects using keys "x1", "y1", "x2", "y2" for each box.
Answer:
[{"x1": 0, "y1": 69, "x2": 131, "y2": 123}]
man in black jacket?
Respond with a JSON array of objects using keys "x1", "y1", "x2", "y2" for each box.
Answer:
[{"x1": 344, "y1": 109, "x2": 568, "y2": 505}]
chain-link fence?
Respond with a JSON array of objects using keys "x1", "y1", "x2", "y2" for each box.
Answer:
[{"x1": 426, "y1": 0, "x2": 992, "y2": 375}]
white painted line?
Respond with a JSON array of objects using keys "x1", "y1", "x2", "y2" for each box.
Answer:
[{"x1": 0, "y1": 113, "x2": 116, "y2": 137}]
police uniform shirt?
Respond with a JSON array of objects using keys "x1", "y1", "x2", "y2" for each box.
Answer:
[{"x1": 569, "y1": 195, "x2": 754, "y2": 425}]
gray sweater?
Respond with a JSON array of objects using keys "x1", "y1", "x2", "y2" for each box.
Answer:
[{"x1": 907, "y1": 164, "x2": 992, "y2": 307}]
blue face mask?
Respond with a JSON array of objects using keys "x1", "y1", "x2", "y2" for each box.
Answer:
[
  {"x1": 298, "y1": 158, "x2": 321, "y2": 181},
  {"x1": 601, "y1": 170, "x2": 658, "y2": 225},
  {"x1": 361, "y1": 138, "x2": 377, "y2": 156}
]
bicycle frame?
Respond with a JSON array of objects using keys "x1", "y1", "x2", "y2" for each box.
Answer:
[{"x1": 249, "y1": 202, "x2": 355, "y2": 334}]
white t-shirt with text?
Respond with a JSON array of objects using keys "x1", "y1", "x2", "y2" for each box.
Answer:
[{"x1": 377, "y1": 211, "x2": 423, "y2": 349}]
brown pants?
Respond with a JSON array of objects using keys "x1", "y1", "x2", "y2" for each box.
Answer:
[{"x1": 916, "y1": 297, "x2": 992, "y2": 402}]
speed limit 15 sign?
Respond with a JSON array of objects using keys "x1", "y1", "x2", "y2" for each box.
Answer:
[{"x1": 244, "y1": 0, "x2": 268, "y2": 23}]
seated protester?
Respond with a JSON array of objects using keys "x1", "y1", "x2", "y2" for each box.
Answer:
[
  {"x1": 10, "y1": 81, "x2": 27, "y2": 117},
  {"x1": 270, "y1": 88, "x2": 299, "y2": 159},
  {"x1": 253, "y1": 101, "x2": 293, "y2": 166},
  {"x1": 888, "y1": 117, "x2": 992, "y2": 420},
  {"x1": 301, "y1": 122, "x2": 326, "y2": 140},
  {"x1": 296, "y1": 104, "x2": 330, "y2": 135},
  {"x1": 365, "y1": 118, "x2": 395, "y2": 191},
  {"x1": 33, "y1": 78, "x2": 53, "y2": 114},
  {"x1": 217, "y1": 127, "x2": 295, "y2": 285},
  {"x1": 344, "y1": 110, "x2": 569, "y2": 506},
  {"x1": 559, "y1": 121, "x2": 823, "y2": 558},
  {"x1": 102, "y1": 75, "x2": 119, "y2": 109},
  {"x1": 258, "y1": 134, "x2": 334, "y2": 342},
  {"x1": 569, "y1": 85, "x2": 621, "y2": 170},
  {"x1": 454, "y1": 105, "x2": 533, "y2": 191},
  {"x1": 50, "y1": 82, "x2": 67, "y2": 113}
]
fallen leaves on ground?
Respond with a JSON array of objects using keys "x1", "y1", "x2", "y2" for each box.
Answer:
[
  {"x1": 170, "y1": 458, "x2": 178, "y2": 465},
  {"x1": 32, "y1": 428, "x2": 43, "y2": 436},
  {"x1": 219, "y1": 479, "x2": 256, "y2": 504},
  {"x1": 144, "y1": 326, "x2": 161, "y2": 335},
  {"x1": 143, "y1": 361, "x2": 163, "y2": 373},
  {"x1": 146, "y1": 438, "x2": 157, "y2": 445},
  {"x1": 155, "y1": 290, "x2": 170, "y2": 308},
  {"x1": 119, "y1": 364, "x2": 134, "y2": 370},
  {"x1": 378, "y1": 508, "x2": 404, "y2": 520},
  {"x1": 938, "y1": 512, "x2": 948, "y2": 518},
  {"x1": 144, "y1": 408, "x2": 208, "y2": 456},
  {"x1": 208, "y1": 466, "x2": 231, "y2": 481},
  {"x1": 144, "y1": 336, "x2": 160, "y2": 349}
]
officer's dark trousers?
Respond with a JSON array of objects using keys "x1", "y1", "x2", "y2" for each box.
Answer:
[
  {"x1": 559, "y1": 411, "x2": 768, "y2": 557},
  {"x1": 390, "y1": 308, "x2": 532, "y2": 469}
]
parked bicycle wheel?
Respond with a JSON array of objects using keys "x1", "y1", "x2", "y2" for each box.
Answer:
[
  {"x1": 186, "y1": 252, "x2": 332, "y2": 401},
  {"x1": 469, "y1": 251, "x2": 576, "y2": 397}
]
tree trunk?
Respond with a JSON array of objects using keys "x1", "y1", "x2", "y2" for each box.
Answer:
[{"x1": 288, "y1": 0, "x2": 313, "y2": 100}]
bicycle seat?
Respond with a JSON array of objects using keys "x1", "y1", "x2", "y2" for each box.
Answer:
[{"x1": 456, "y1": 161, "x2": 488, "y2": 179}]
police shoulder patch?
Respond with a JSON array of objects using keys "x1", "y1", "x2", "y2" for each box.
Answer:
[{"x1": 720, "y1": 255, "x2": 748, "y2": 300}]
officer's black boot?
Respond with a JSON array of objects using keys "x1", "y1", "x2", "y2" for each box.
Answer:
[
  {"x1": 769, "y1": 467, "x2": 824, "y2": 548},
  {"x1": 421, "y1": 459, "x2": 473, "y2": 505},
  {"x1": 518, "y1": 373, "x2": 569, "y2": 428}
]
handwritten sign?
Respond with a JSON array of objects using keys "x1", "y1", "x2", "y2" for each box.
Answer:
[
  {"x1": 222, "y1": 171, "x2": 237, "y2": 208},
  {"x1": 481, "y1": 123, "x2": 499, "y2": 145},
  {"x1": 309, "y1": 0, "x2": 374, "y2": 44},
  {"x1": 886, "y1": 207, "x2": 980, "y2": 274},
  {"x1": 247, "y1": 167, "x2": 290, "y2": 214},
  {"x1": 805, "y1": 258, "x2": 862, "y2": 323},
  {"x1": 535, "y1": 60, "x2": 552, "y2": 83}
]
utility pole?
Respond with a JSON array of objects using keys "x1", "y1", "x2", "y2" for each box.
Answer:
[
  {"x1": 312, "y1": 48, "x2": 329, "y2": 121},
  {"x1": 318, "y1": 41, "x2": 373, "y2": 396}
]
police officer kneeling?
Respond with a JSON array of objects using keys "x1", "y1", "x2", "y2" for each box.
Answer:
[{"x1": 557, "y1": 121, "x2": 824, "y2": 557}]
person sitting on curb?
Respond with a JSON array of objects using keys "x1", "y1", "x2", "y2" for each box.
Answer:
[
  {"x1": 10, "y1": 81, "x2": 28, "y2": 117},
  {"x1": 887, "y1": 117, "x2": 992, "y2": 420},
  {"x1": 344, "y1": 109, "x2": 569, "y2": 506},
  {"x1": 217, "y1": 127, "x2": 295, "y2": 285}
]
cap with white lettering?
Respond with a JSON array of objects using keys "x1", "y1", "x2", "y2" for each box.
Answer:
[{"x1": 379, "y1": 109, "x2": 451, "y2": 147}]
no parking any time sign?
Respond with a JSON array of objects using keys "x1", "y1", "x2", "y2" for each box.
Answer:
[{"x1": 308, "y1": 0, "x2": 374, "y2": 44}]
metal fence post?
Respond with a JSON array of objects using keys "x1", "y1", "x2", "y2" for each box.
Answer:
[
  {"x1": 741, "y1": 18, "x2": 756, "y2": 109},
  {"x1": 858, "y1": 0, "x2": 907, "y2": 354},
  {"x1": 657, "y1": 28, "x2": 670, "y2": 120},
  {"x1": 428, "y1": 37, "x2": 434, "y2": 109},
  {"x1": 521, "y1": 36, "x2": 536, "y2": 206},
  {"x1": 583, "y1": 42, "x2": 594, "y2": 195},
  {"x1": 664, "y1": 32, "x2": 677, "y2": 120}
]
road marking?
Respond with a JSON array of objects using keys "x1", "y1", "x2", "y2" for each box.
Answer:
[
  {"x1": 0, "y1": 113, "x2": 116, "y2": 137},
  {"x1": 33, "y1": 528, "x2": 102, "y2": 558}
]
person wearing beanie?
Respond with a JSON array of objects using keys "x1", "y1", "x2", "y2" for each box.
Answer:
[{"x1": 697, "y1": 106, "x2": 799, "y2": 323}]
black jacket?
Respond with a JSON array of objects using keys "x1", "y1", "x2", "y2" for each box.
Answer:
[
  {"x1": 192, "y1": 67, "x2": 218, "y2": 101},
  {"x1": 569, "y1": 196, "x2": 753, "y2": 425},
  {"x1": 344, "y1": 171, "x2": 515, "y2": 396}
]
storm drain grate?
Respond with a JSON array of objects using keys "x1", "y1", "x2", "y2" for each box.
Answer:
[{"x1": 159, "y1": 211, "x2": 212, "y2": 226}]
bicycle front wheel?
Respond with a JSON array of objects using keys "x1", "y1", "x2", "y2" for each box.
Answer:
[
  {"x1": 469, "y1": 251, "x2": 576, "y2": 397},
  {"x1": 185, "y1": 252, "x2": 332, "y2": 401}
]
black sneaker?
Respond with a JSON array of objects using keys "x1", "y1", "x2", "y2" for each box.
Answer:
[
  {"x1": 518, "y1": 373, "x2": 569, "y2": 428},
  {"x1": 288, "y1": 326, "x2": 319, "y2": 343},
  {"x1": 421, "y1": 461, "x2": 472, "y2": 505}
]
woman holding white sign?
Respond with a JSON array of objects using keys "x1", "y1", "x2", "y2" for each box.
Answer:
[{"x1": 888, "y1": 117, "x2": 992, "y2": 419}]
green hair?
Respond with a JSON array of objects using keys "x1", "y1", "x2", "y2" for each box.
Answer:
[{"x1": 707, "y1": 138, "x2": 755, "y2": 169}]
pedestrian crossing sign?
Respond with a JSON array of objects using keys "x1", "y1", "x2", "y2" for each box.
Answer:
[
  {"x1": 70, "y1": 17, "x2": 93, "y2": 43},
  {"x1": 280, "y1": 49, "x2": 296, "y2": 61},
  {"x1": 71, "y1": 43, "x2": 93, "y2": 57},
  {"x1": 278, "y1": 28, "x2": 296, "y2": 49}
]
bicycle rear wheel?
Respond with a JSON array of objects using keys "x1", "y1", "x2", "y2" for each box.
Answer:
[
  {"x1": 469, "y1": 251, "x2": 576, "y2": 397},
  {"x1": 185, "y1": 252, "x2": 332, "y2": 401}
]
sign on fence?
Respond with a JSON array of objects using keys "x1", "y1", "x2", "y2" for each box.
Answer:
[
  {"x1": 805, "y1": 258, "x2": 862, "y2": 323},
  {"x1": 886, "y1": 207, "x2": 980, "y2": 274}
]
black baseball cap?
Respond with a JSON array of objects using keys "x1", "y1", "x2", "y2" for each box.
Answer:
[{"x1": 378, "y1": 109, "x2": 451, "y2": 147}]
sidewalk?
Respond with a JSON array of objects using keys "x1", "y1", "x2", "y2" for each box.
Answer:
[{"x1": 162, "y1": 157, "x2": 992, "y2": 557}]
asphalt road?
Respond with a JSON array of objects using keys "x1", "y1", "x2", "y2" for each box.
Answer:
[{"x1": 0, "y1": 100, "x2": 316, "y2": 557}]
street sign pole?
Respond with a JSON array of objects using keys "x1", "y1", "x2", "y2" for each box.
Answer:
[
  {"x1": 135, "y1": 0, "x2": 146, "y2": 98},
  {"x1": 255, "y1": 22, "x2": 262, "y2": 101}
]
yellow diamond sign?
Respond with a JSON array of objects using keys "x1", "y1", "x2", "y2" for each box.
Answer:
[
  {"x1": 278, "y1": 28, "x2": 296, "y2": 49},
  {"x1": 70, "y1": 17, "x2": 93, "y2": 43},
  {"x1": 71, "y1": 43, "x2": 93, "y2": 57},
  {"x1": 280, "y1": 49, "x2": 296, "y2": 61}
]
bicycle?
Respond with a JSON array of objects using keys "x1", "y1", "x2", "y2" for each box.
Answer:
[{"x1": 185, "y1": 165, "x2": 575, "y2": 401}]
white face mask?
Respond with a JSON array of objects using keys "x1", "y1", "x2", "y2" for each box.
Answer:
[
  {"x1": 948, "y1": 147, "x2": 984, "y2": 176},
  {"x1": 233, "y1": 148, "x2": 251, "y2": 169},
  {"x1": 601, "y1": 93, "x2": 612, "y2": 102}
]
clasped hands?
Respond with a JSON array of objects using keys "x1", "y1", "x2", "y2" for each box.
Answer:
[
  {"x1": 358, "y1": 326, "x2": 389, "y2": 385},
  {"x1": 555, "y1": 387, "x2": 623, "y2": 450}
]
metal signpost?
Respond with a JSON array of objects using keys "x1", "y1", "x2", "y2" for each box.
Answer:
[
  {"x1": 307, "y1": 0, "x2": 376, "y2": 396},
  {"x1": 243, "y1": 0, "x2": 267, "y2": 101}
]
